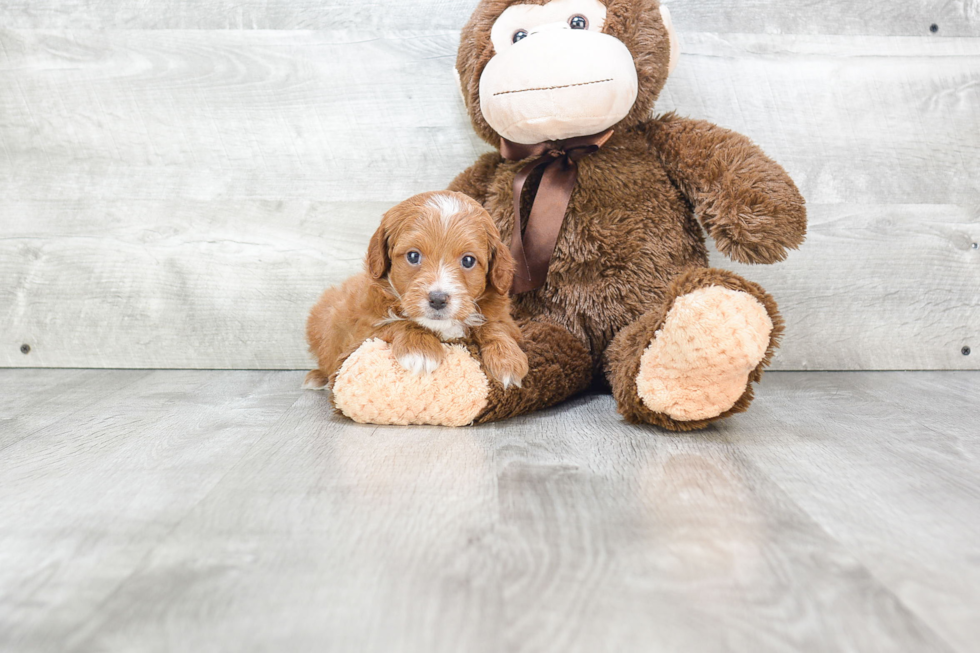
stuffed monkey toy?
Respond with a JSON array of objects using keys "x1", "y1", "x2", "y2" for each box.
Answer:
[{"x1": 328, "y1": 0, "x2": 807, "y2": 430}]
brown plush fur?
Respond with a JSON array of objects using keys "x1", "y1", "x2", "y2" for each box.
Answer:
[
  {"x1": 306, "y1": 191, "x2": 528, "y2": 390},
  {"x1": 446, "y1": 0, "x2": 806, "y2": 430},
  {"x1": 475, "y1": 318, "x2": 594, "y2": 423}
]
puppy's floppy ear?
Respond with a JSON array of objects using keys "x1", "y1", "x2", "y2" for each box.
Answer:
[
  {"x1": 366, "y1": 223, "x2": 390, "y2": 279},
  {"x1": 487, "y1": 234, "x2": 515, "y2": 295}
]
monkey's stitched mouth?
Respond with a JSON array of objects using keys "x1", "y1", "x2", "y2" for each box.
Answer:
[{"x1": 493, "y1": 78, "x2": 614, "y2": 96}]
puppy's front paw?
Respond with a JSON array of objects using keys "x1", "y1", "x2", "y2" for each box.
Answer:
[
  {"x1": 396, "y1": 351, "x2": 442, "y2": 375},
  {"x1": 392, "y1": 334, "x2": 446, "y2": 376},
  {"x1": 482, "y1": 342, "x2": 529, "y2": 390}
]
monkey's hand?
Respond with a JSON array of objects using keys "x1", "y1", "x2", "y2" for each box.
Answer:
[{"x1": 645, "y1": 113, "x2": 807, "y2": 265}]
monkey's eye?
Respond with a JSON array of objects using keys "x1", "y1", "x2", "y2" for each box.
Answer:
[
  {"x1": 461, "y1": 255, "x2": 477, "y2": 269},
  {"x1": 512, "y1": 29, "x2": 528, "y2": 43},
  {"x1": 569, "y1": 15, "x2": 588, "y2": 30},
  {"x1": 406, "y1": 250, "x2": 421, "y2": 265}
]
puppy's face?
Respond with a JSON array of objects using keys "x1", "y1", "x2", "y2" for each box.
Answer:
[{"x1": 367, "y1": 192, "x2": 514, "y2": 337}]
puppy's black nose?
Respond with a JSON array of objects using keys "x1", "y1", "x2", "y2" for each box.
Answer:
[{"x1": 428, "y1": 291, "x2": 449, "y2": 310}]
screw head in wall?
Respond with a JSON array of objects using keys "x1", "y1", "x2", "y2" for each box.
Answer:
[
  {"x1": 964, "y1": 346, "x2": 972, "y2": 357},
  {"x1": 930, "y1": 23, "x2": 939, "y2": 33},
  {"x1": 20, "y1": 344, "x2": 31, "y2": 355}
]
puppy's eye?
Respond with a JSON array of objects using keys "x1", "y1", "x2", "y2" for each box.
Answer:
[
  {"x1": 512, "y1": 29, "x2": 528, "y2": 43},
  {"x1": 569, "y1": 15, "x2": 588, "y2": 29},
  {"x1": 406, "y1": 250, "x2": 421, "y2": 265},
  {"x1": 461, "y1": 255, "x2": 477, "y2": 269}
]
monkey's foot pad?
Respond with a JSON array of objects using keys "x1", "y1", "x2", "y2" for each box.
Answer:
[
  {"x1": 636, "y1": 287, "x2": 773, "y2": 422},
  {"x1": 332, "y1": 338, "x2": 489, "y2": 426}
]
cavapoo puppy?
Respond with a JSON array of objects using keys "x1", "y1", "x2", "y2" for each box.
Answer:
[{"x1": 304, "y1": 190, "x2": 529, "y2": 391}]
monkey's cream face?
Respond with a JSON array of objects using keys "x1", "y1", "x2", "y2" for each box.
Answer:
[{"x1": 479, "y1": 0, "x2": 638, "y2": 144}]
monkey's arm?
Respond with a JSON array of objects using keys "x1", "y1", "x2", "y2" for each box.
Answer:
[
  {"x1": 644, "y1": 113, "x2": 807, "y2": 265},
  {"x1": 447, "y1": 151, "x2": 503, "y2": 204}
]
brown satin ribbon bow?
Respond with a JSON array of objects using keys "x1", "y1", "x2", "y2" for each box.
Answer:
[{"x1": 501, "y1": 129, "x2": 614, "y2": 295}]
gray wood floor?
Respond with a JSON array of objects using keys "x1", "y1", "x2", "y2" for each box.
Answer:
[{"x1": 1, "y1": 370, "x2": 978, "y2": 653}]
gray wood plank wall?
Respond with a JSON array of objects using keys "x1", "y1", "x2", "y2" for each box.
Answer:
[{"x1": 1, "y1": 2, "x2": 978, "y2": 370}]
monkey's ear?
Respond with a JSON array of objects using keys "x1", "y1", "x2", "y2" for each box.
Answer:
[
  {"x1": 660, "y1": 5, "x2": 680, "y2": 76},
  {"x1": 366, "y1": 224, "x2": 390, "y2": 279},
  {"x1": 453, "y1": 66, "x2": 467, "y2": 107},
  {"x1": 487, "y1": 238, "x2": 515, "y2": 295}
]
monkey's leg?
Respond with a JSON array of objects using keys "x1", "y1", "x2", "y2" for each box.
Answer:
[
  {"x1": 330, "y1": 319, "x2": 592, "y2": 427},
  {"x1": 475, "y1": 319, "x2": 593, "y2": 423},
  {"x1": 604, "y1": 269, "x2": 783, "y2": 431}
]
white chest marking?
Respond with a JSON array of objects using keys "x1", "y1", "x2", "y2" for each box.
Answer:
[{"x1": 413, "y1": 317, "x2": 467, "y2": 341}]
